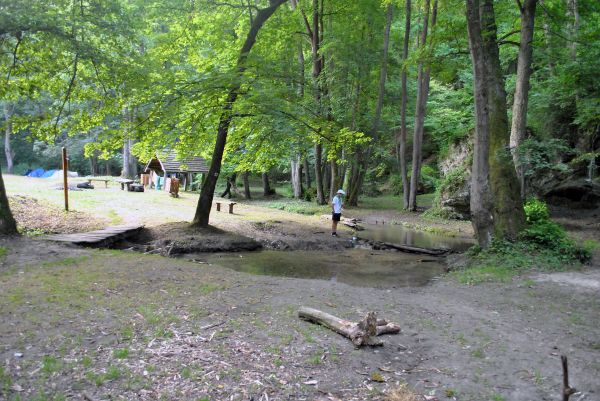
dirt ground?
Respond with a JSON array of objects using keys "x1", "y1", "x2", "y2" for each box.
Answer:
[
  {"x1": 9, "y1": 195, "x2": 107, "y2": 235},
  {"x1": 1, "y1": 175, "x2": 599, "y2": 401}
]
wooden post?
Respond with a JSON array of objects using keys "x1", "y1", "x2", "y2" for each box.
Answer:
[
  {"x1": 562, "y1": 355, "x2": 576, "y2": 401},
  {"x1": 62, "y1": 147, "x2": 69, "y2": 211}
]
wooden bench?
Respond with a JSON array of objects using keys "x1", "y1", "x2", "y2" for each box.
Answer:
[
  {"x1": 115, "y1": 178, "x2": 135, "y2": 191},
  {"x1": 85, "y1": 178, "x2": 110, "y2": 188},
  {"x1": 215, "y1": 201, "x2": 236, "y2": 214}
]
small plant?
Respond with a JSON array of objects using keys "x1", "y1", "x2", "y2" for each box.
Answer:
[
  {"x1": 370, "y1": 371, "x2": 385, "y2": 382},
  {"x1": 105, "y1": 365, "x2": 122, "y2": 381},
  {"x1": 81, "y1": 356, "x2": 92, "y2": 368},
  {"x1": 0, "y1": 366, "x2": 12, "y2": 393},
  {"x1": 113, "y1": 348, "x2": 130, "y2": 359},
  {"x1": 181, "y1": 367, "x2": 192, "y2": 379},
  {"x1": 41, "y1": 356, "x2": 61, "y2": 374},
  {"x1": 471, "y1": 348, "x2": 485, "y2": 358},
  {"x1": 307, "y1": 350, "x2": 323, "y2": 365}
]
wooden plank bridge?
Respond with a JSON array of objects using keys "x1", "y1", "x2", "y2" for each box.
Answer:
[{"x1": 42, "y1": 225, "x2": 144, "y2": 246}]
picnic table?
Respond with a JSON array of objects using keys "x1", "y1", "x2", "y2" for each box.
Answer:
[
  {"x1": 115, "y1": 178, "x2": 135, "y2": 190},
  {"x1": 85, "y1": 178, "x2": 110, "y2": 188}
]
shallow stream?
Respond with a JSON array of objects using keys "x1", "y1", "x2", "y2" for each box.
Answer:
[
  {"x1": 203, "y1": 249, "x2": 447, "y2": 288},
  {"x1": 196, "y1": 225, "x2": 474, "y2": 288}
]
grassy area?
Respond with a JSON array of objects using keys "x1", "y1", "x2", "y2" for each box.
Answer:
[{"x1": 3, "y1": 174, "x2": 199, "y2": 226}]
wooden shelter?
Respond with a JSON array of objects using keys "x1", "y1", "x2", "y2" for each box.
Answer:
[{"x1": 144, "y1": 151, "x2": 209, "y2": 192}]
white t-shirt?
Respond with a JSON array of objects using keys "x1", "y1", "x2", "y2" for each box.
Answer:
[{"x1": 332, "y1": 195, "x2": 342, "y2": 214}]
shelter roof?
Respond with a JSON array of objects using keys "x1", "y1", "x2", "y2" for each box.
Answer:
[{"x1": 145, "y1": 151, "x2": 209, "y2": 173}]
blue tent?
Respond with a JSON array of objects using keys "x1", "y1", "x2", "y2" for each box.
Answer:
[
  {"x1": 41, "y1": 170, "x2": 57, "y2": 178},
  {"x1": 26, "y1": 168, "x2": 45, "y2": 177}
]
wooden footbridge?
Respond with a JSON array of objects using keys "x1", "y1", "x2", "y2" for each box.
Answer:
[{"x1": 43, "y1": 225, "x2": 144, "y2": 246}]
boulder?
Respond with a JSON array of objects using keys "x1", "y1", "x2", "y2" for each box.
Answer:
[{"x1": 440, "y1": 179, "x2": 471, "y2": 220}]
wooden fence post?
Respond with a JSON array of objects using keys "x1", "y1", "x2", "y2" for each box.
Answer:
[{"x1": 62, "y1": 147, "x2": 69, "y2": 211}]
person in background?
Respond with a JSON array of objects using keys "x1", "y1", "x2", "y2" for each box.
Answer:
[{"x1": 331, "y1": 189, "x2": 345, "y2": 236}]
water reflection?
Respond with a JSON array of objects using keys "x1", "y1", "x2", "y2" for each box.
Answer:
[
  {"x1": 202, "y1": 249, "x2": 447, "y2": 288},
  {"x1": 360, "y1": 223, "x2": 473, "y2": 252}
]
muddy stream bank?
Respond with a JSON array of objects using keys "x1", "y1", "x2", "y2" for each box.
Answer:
[{"x1": 122, "y1": 221, "x2": 474, "y2": 289}]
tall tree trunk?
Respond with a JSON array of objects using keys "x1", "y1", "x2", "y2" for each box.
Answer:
[
  {"x1": 262, "y1": 172, "x2": 275, "y2": 196},
  {"x1": 372, "y1": 3, "x2": 393, "y2": 144},
  {"x1": 90, "y1": 156, "x2": 98, "y2": 176},
  {"x1": 314, "y1": 143, "x2": 325, "y2": 204},
  {"x1": 398, "y1": 0, "x2": 412, "y2": 209},
  {"x1": 0, "y1": 164, "x2": 17, "y2": 235},
  {"x1": 291, "y1": 154, "x2": 303, "y2": 198},
  {"x1": 323, "y1": 150, "x2": 330, "y2": 198},
  {"x1": 466, "y1": 0, "x2": 525, "y2": 247},
  {"x1": 510, "y1": 0, "x2": 537, "y2": 199},
  {"x1": 129, "y1": 139, "x2": 138, "y2": 178},
  {"x1": 539, "y1": 0, "x2": 554, "y2": 76},
  {"x1": 302, "y1": 0, "x2": 327, "y2": 204},
  {"x1": 346, "y1": 153, "x2": 362, "y2": 206},
  {"x1": 466, "y1": 0, "x2": 494, "y2": 246},
  {"x1": 346, "y1": 5, "x2": 393, "y2": 207},
  {"x1": 567, "y1": 0, "x2": 579, "y2": 60},
  {"x1": 292, "y1": 40, "x2": 305, "y2": 201},
  {"x1": 122, "y1": 136, "x2": 131, "y2": 178},
  {"x1": 192, "y1": 0, "x2": 286, "y2": 227},
  {"x1": 329, "y1": 159, "x2": 339, "y2": 201},
  {"x1": 3, "y1": 104, "x2": 15, "y2": 175},
  {"x1": 243, "y1": 171, "x2": 251, "y2": 199},
  {"x1": 408, "y1": 0, "x2": 437, "y2": 211},
  {"x1": 303, "y1": 157, "x2": 311, "y2": 188}
]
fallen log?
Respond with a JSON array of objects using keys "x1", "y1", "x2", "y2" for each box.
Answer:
[
  {"x1": 358, "y1": 238, "x2": 448, "y2": 256},
  {"x1": 298, "y1": 307, "x2": 400, "y2": 347},
  {"x1": 321, "y1": 215, "x2": 365, "y2": 231}
]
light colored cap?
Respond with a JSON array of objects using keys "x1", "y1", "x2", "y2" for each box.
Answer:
[{"x1": 336, "y1": 189, "x2": 346, "y2": 195}]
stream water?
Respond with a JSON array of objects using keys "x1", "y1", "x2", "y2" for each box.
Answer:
[
  {"x1": 359, "y1": 222, "x2": 474, "y2": 252},
  {"x1": 199, "y1": 225, "x2": 474, "y2": 289},
  {"x1": 204, "y1": 249, "x2": 447, "y2": 288}
]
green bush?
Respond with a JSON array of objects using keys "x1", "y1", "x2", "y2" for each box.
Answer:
[
  {"x1": 303, "y1": 187, "x2": 317, "y2": 202},
  {"x1": 420, "y1": 165, "x2": 441, "y2": 193},
  {"x1": 438, "y1": 167, "x2": 468, "y2": 195},
  {"x1": 519, "y1": 220, "x2": 566, "y2": 247},
  {"x1": 523, "y1": 198, "x2": 550, "y2": 224},
  {"x1": 454, "y1": 200, "x2": 592, "y2": 283}
]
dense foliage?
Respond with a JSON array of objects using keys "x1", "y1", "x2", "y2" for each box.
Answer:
[{"x1": 0, "y1": 0, "x2": 598, "y2": 230}]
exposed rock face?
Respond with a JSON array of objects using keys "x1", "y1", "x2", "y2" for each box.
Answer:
[
  {"x1": 439, "y1": 177, "x2": 471, "y2": 220},
  {"x1": 437, "y1": 134, "x2": 599, "y2": 217},
  {"x1": 543, "y1": 178, "x2": 600, "y2": 209},
  {"x1": 437, "y1": 136, "x2": 473, "y2": 220}
]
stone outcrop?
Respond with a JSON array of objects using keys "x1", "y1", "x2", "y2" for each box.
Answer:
[
  {"x1": 436, "y1": 134, "x2": 599, "y2": 218},
  {"x1": 543, "y1": 178, "x2": 600, "y2": 209},
  {"x1": 436, "y1": 136, "x2": 473, "y2": 220}
]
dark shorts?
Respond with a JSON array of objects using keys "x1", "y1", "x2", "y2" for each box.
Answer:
[{"x1": 332, "y1": 212, "x2": 341, "y2": 222}]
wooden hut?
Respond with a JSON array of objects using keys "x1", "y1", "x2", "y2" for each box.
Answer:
[{"x1": 144, "y1": 151, "x2": 209, "y2": 192}]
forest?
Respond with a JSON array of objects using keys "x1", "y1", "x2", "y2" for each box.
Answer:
[
  {"x1": 0, "y1": 0, "x2": 599, "y2": 400},
  {"x1": 1, "y1": 0, "x2": 598, "y2": 235}
]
